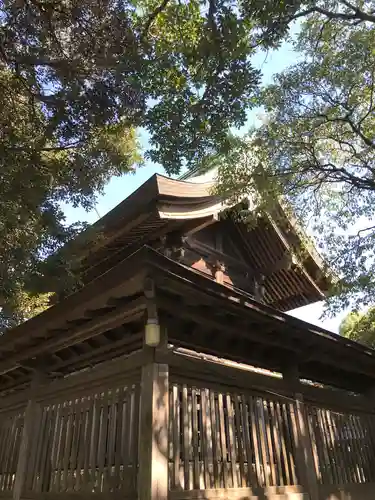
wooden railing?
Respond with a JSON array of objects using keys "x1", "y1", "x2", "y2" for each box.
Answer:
[
  {"x1": 1, "y1": 348, "x2": 375, "y2": 499},
  {"x1": 0, "y1": 410, "x2": 24, "y2": 494},
  {"x1": 168, "y1": 383, "x2": 300, "y2": 491},
  {"x1": 25, "y1": 382, "x2": 140, "y2": 495},
  {"x1": 306, "y1": 404, "x2": 375, "y2": 485}
]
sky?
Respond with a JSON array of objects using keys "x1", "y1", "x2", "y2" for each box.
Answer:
[{"x1": 62, "y1": 36, "x2": 350, "y2": 335}]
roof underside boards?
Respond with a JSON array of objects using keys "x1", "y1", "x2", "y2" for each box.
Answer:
[
  {"x1": 73, "y1": 173, "x2": 328, "y2": 310},
  {"x1": 0, "y1": 246, "x2": 374, "y2": 396}
]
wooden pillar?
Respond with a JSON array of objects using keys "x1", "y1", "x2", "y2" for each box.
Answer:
[
  {"x1": 13, "y1": 371, "x2": 44, "y2": 500},
  {"x1": 294, "y1": 393, "x2": 319, "y2": 500},
  {"x1": 138, "y1": 362, "x2": 169, "y2": 500},
  {"x1": 283, "y1": 366, "x2": 319, "y2": 500},
  {"x1": 138, "y1": 277, "x2": 169, "y2": 500}
]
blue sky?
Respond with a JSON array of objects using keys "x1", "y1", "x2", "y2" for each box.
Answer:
[{"x1": 62, "y1": 37, "x2": 350, "y2": 334}]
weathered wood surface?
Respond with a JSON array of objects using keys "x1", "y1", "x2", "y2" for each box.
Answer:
[
  {"x1": 138, "y1": 363, "x2": 169, "y2": 500},
  {"x1": 24, "y1": 380, "x2": 140, "y2": 496},
  {"x1": 0, "y1": 410, "x2": 24, "y2": 494},
  {"x1": 1, "y1": 340, "x2": 375, "y2": 500},
  {"x1": 168, "y1": 381, "x2": 300, "y2": 492}
]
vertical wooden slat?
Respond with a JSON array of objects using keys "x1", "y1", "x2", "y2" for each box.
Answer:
[
  {"x1": 69, "y1": 400, "x2": 80, "y2": 492},
  {"x1": 269, "y1": 400, "x2": 284, "y2": 486},
  {"x1": 329, "y1": 411, "x2": 348, "y2": 484},
  {"x1": 289, "y1": 400, "x2": 306, "y2": 486},
  {"x1": 315, "y1": 407, "x2": 333, "y2": 484},
  {"x1": 275, "y1": 401, "x2": 292, "y2": 485},
  {"x1": 0, "y1": 419, "x2": 9, "y2": 488},
  {"x1": 284, "y1": 403, "x2": 298, "y2": 485},
  {"x1": 198, "y1": 388, "x2": 206, "y2": 489},
  {"x1": 213, "y1": 392, "x2": 223, "y2": 488},
  {"x1": 105, "y1": 393, "x2": 115, "y2": 491},
  {"x1": 5, "y1": 418, "x2": 18, "y2": 492},
  {"x1": 120, "y1": 390, "x2": 128, "y2": 489},
  {"x1": 49, "y1": 405, "x2": 62, "y2": 492},
  {"x1": 55, "y1": 405, "x2": 68, "y2": 493},
  {"x1": 234, "y1": 394, "x2": 246, "y2": 487},
  {"x1": 1, "y1": 419, "x2": 15, "y2": 491},
  {"x1": 44, "y1": 405, "x2": 59, "y2": 492},
  {"x1": 187, "y1": 388, "x2": 193, "y2": 490},
  {"x1": 305, "y1": 406, "x2": 321, "y2": 485},
  {"x1": 97, "y1": 392, "x2": 109, "y2": 492},
  {"x1": 124, "y1": 386, "x2": 133, "y2": 489},
  {"x1": 248, "y1": 396, "x2": 261, "y2": 487},
  {"x1": 76, "y1": 399, "x2": 88, "y2": 491},
  {"x1": 132, "y1": 383, "x2": 140, "y2": 491},
  {"x1": 255, "y1": 398, "x2": 270, "y2": 487},
  {"x1": 200, "y1": 388, "x2": 210, "y2": 489},
  {"x1": 263, "y1": 401, "x2": 277, "y2": 486},
  {"x1": 62, "y1": 403, "x2": 74, "y2": 492},
  {"x1": 114, "y1": 388, "x2": 124, "y2": 490},
  {"x1": 337, "y1": 412, "x2": 352, "y2": 484},
  {"x1": 363, "y1": 414, "x2": 375, "y2": 482},
  {"x1": 241, "y1": 397, "x2": 254, "y2": 487},
  {"x1": 356, "y1": 415, "x2": 373, "y2": 482},
  {"x1": 83, "y1": 397, "x2": 94, "y2": 491},
  {"x1": 33, "y1": 406, "x2": 49, "y2": 492},
  {"x1": 7, "y1": 419, "x2": 20, "y2": 491},
  {"x1": 225, "y1": 394, "x2": 237, "y2": 488},
  {"x1": 349, "y1": 414, "x2": 365, "y2": 483},
  {"x1": 91, "y1": 395, "x2": 101, "y2": 490},
  {"x1": 172, "y1": 385, "x2": 180, "y2": 490},
  {"x1": 205, "y1": 389, "x2": 214, "y2": 489},
  {"x1": 322, "y1": 409, "x2": 341, "y2": 484},
  {"x1": 208, "y1": 390, "x2": 219, "y2": 489},
  {"x1": 217, "y1": 392, "x2": 228, "y2": 488},
  {"x1": 191, "y1": 388, "x2": 199, "y2": 489},
  {"x1": 168, "y1": 385, "x2": 173, "y2": 490},
  {"x1": 182, "y1": 385, "x2": 189, "y2": 490}
]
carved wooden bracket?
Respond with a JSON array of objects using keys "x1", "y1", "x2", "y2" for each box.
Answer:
[{"x1": 161, "y1": 232, "x2": 187, "y2": 261}]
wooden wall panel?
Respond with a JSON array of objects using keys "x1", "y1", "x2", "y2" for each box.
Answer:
[
  {"x1": 306, "y1": 405, "x2": 375, "y2": 486},
  {"x1": 25, "y1": 381, "x2": 140, "y2": 496},
  {"x1": 0, "y1": 411, "x2": 24, "y2": 493},
  {"x1": 168, "y1": 382, "x2": 300, "y2": 492}
]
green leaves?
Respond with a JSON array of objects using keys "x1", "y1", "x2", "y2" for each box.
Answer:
[
  {"x1": 340, "y1": 307, "x2": 375, "y2": 349},
  {"x1": 0, "y1": 0, "x2": 268, "y2": 329},
  {"x1": 208, "y1": 1, "x2": 375, "y2": 312}
]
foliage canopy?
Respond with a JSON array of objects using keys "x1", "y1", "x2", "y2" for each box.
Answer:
[
  {"x1": 0, "y1": 0, "x2": 265, "y2": 327},
  {"x1": 2, "y1": 0, "x2": 375, "y2": 328},
  {"x1": 210, "y1": 0, "x2": 375, "y2": 313},
  {"x1": 340, "y1": 307, "x2": 375, "y2": 349}
]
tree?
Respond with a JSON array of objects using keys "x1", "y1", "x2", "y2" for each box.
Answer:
[
  {"x1": 210, "y1": 0, "x2": 375, "y2": 313},
  {"x1": 2, "y1": 0, "x2": 374, "y2": 328},
  {"x1": 0, "y1": 0, "x2": 268, "y2": 327},
  {"x1": 340, "y1": 307, "x2": 375, "y2": 349}
]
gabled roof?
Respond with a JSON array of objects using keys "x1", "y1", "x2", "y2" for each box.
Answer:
[{"x1": 71, "y1": 172, "x2": 329, "y2": 311}]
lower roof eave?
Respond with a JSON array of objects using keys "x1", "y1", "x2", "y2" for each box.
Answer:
[{"x1": 0, "y1": 245, "x2": 374, "y2": 395}]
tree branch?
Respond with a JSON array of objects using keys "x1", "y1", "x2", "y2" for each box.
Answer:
[
  {"x1": 291, "y1": 5, "x2": 375, "y2": 24},
  {"x1": 141, "y1": 0, "x2": 171, "y2": 40}
]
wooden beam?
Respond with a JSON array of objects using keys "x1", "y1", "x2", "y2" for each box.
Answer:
[
  {"x1": 13, "y1": 372, "x2": 44, "y2": 500},
  {"x1": 138, "y1": 362, "x2": 169, "y2": 500},
  {"x1": 0, "y1": 253, "x2": 146, "y2": 354},
  {"x1": 157, "y1": 295, "x2": 300, "y2": 353},
  {"x1": 283, "y1": 364, "x2": 301, "y2": 393},
  {"x1": 182, "y1": 215, "x2": 218, "y2": 236},
  {"x1": 0, "y1": 294, "x2": 146, "y2": 377}
]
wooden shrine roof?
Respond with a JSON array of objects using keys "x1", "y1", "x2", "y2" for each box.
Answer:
[
  {"x1": 0, "y1": 246, "x2": 373, "y2": 396},
  {"x1": 70, "y1": 173, "x2": 329, "y2": 311}
]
